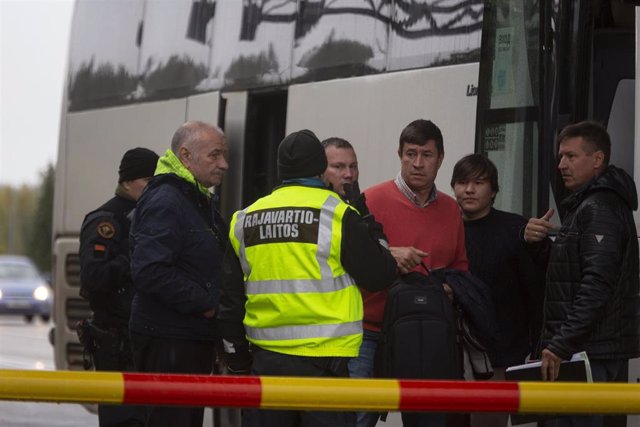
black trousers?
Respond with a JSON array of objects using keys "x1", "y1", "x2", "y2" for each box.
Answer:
[
  {"x1": 130, "y1": 332, "x2": 215, "y2": 427},
  {"x1": 242, "y1": 347, "x2": 356, "y2": 427},
  {"x1": 93, "y1": 327, "x2": 145, "y2": 427}
]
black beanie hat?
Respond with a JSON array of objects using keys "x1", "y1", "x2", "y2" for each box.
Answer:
[
  {"x1": 118, "y1": 147, "x2": 159, "y2": 183},
  {"x1": 278, "y1": 130, "x2": 328, "y2": 180}
]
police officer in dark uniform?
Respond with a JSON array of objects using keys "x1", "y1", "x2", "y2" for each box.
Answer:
[{"x1": 79, "y1": 147, "x2": 158, "y2": 427}]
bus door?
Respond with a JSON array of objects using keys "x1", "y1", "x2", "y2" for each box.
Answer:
[
  {"x1": 543, "y1": 0, "x2": 636, "y2": 214},
  {"x1": 589, "y1": 5, "x2": 638, "y2": 422},
  {"x1": 219, "y1": 90, "x2": 288, "y2": 220},
  {"x1": 542, "y1": 4, "x2": 639, "y2": 425},
  {"x1": 592, "y1": 3, "x2": 635, "y2": 185}
]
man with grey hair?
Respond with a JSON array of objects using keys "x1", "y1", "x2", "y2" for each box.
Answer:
[{"x1": 129, "y1": 121, "x2": 237, "y2": 427}]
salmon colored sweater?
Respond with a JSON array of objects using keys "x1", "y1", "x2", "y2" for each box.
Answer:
[{"x1": 362, "y1": 180, "x2": 468, "y2": 331}]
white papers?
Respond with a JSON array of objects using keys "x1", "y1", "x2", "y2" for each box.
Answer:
[{"x1": 505, "y1": 351, "x2": 593, "y2": 382}]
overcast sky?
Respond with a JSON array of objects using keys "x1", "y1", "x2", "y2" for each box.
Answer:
[{"x1": 0, "y1": 0, "x2": 74, "y2": 187}]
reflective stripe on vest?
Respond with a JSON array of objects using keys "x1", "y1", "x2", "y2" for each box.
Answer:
[
  {"x1": 245, "y1": 320, "x2": 362, "y2": 341},
  {"x1": 246, "y1": 273, "x2": 355, "y2": 295},
  {"x1": 316, "y1": 196, "x2": 338, "y2": 280},
  {"x1": 233, "y1": 209, "x2": 252, "y2": 277}
]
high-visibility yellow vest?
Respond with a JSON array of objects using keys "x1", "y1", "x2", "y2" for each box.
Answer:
[{"x1": 229, "y1": 185, "x2": 363, "y2": 357}]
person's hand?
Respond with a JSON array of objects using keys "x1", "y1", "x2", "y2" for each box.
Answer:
[
  {"x1": 203, "y1": 308, "x2": 216, "y2": 318},
  {"x1": 390, "y1": 246, "x2": 428, "y2": 274},
  {"x1": 343, "y1": 181, "x2": 370, "y2": 216},
  {"x1": 442, "y1": 283, "x2": 453, "y2": 301},
  {"x1": 225, "y1": 349, "x2": 252, "y2": 375},
  {"x1": 524, "y1": 208, "x2": 555, "y2": 242},
  {"x1": 342, "y1": 181, "x2": 360, "y2": 204},
  {"x1": 541, "y1": 348, "x2": 562, "y2": 381}
]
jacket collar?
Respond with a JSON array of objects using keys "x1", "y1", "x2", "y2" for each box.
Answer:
[
  {"x1": 280, "y1": 177, "x2": 326, "y2": 188},
  {"x1": 561, "y1": 165, "x2": 638, "y2": 212},
  {"x1": 155, "y1": 149, "x2": 211, "y2": 198}
]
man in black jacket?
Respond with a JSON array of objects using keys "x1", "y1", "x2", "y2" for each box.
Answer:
[
  {"x1": 129, "y1": 121, "x2": 240, "y2": 427},
  {"x1": 525, "y1": 121, "x2": 640, "y2": 427},
  {"x1": 451, "y1": 154, "x2": 547, "y2": 427},
  {"x1": 79, "y1": 147, "x2": 158, "y2": 427}
]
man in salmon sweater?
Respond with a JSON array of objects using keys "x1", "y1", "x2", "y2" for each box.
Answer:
[{"x1": 348, "y1": 119, "x2": 468, "y2": 427}]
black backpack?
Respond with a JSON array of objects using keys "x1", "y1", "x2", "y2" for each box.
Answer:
[{"x1": 376, "y1": 269, "x2": 462, "y2": 380}]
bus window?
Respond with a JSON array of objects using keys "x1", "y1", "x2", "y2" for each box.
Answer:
[
  {"x1": 138, "y1": 0, "x2": 213, "y2": 99},
  {"x1": 213, "y1": 1, "x2": 296, "y2": 89},
  {"x1": 388, "y1": 1, "x2": 482, "y2": 70},
  {"x1": 292, "y1": 0, "x2": 389, "y2": 80},
  {"x1": 67, "y1": 0, "x2": 144, "y2": 111}
]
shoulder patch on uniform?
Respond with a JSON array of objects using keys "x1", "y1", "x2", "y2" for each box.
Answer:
[{"x1": 96, "y1": 221, "x2": 116, "y2": 239}]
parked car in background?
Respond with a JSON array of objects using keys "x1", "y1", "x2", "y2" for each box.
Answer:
[{"x1": 0, "y1": 255, "x2": 52, "y2": 322}]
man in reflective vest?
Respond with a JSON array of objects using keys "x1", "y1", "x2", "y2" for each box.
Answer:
[{"x1": 229, "y1": 129, "x2": 397, "y2": 427}]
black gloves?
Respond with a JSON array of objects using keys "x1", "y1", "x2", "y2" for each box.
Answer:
[
  {"x1": 343, "y1": 181, "x2": 370, "y2": 217},
  {"x1": 222, "y1": 339, "x2": 252, "y2": 375},
  {"x1": 343, "y1": 181, "x2": 388, "y2": 249}
]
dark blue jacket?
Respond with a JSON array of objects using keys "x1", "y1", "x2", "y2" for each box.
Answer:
[
  {"x1": 129, "y1": 174, "x2": 225, "y2": 340},
  {"x1": 437, "y1": 269, "x2": 499, "y2": 352}
]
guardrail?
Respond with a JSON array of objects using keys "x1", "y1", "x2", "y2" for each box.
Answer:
[{"x1": 1, "y1": 370, "x2": 640, "y2": 414}]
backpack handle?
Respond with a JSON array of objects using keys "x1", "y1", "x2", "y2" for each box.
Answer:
[{"x1": 419, "y1": 261, "x2": 431, "y2": 275}]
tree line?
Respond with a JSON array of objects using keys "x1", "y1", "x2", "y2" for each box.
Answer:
[{"x1": 0, "y1": 164, "x2": 54, "y2": 274}]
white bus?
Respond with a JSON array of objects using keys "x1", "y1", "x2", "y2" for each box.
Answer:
[{"x1": 51, "y1": 0, "x2": 640, "y2": 424}]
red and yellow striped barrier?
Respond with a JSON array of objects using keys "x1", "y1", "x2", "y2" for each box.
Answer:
[{"x1": 1, "y1": 370, "x2": 640, "y2": 414}]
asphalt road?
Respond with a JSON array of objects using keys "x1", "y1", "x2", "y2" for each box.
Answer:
[
  {"x1": 0, "y1": 314, "x2": 406, "y2": 427},
  {"x1": 0, "y1": 315, "x2": 98, "y2": 426}
]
